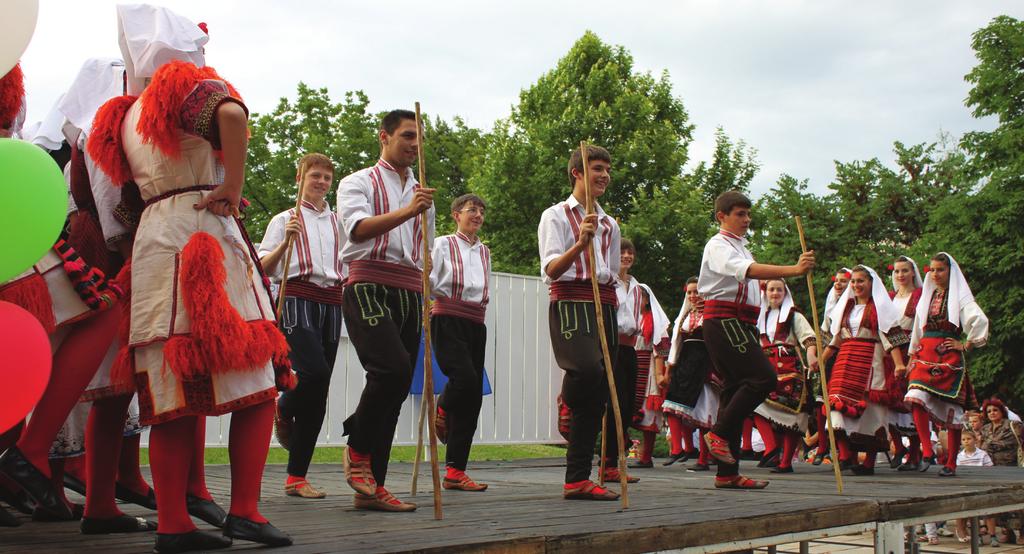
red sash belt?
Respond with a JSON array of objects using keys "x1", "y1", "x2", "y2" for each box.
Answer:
[
  {"x1": 703, "y1": 300, "x2": 760, "y2": 325},
  {"x1": 284, "y1": 279, "x2": 343, "y2": 306},
  {"x1": 347, "y1": 259, "x2": 423, "y2": 293},
  {"x1": 432, "y1": 296, "x2": 486, "y2": 325},
  {"x1": 549, "y1": 281, "x2": 617, "y2": 307}
]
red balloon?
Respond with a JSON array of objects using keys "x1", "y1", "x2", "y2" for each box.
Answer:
[{"x1": 0, "y1": 301, "x2": 51, "y2": 433}]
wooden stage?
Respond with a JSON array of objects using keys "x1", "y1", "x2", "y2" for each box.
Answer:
[{"x1": 2, "y1": 458, "x2": 1024, "y2": 553}]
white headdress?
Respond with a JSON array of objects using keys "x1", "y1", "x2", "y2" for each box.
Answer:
[
  {"x1": 758, "y1": 281, "x2": 794, "y2": 336},
  {"x1": 58, "y1": 58, "x2": 125, "y2": 136},
  {"x1": 116, "y1": 4, "x2": 208, "y2": 95},
  {"x1": 890, "y1": 255, "x2": 923, "y2": 292},
  {"x1": 829, "y1": 265, "x2": 900, "y2": 337},
  {"x1": 909, "y1": 252, "x2": 977, "y2": 351}
]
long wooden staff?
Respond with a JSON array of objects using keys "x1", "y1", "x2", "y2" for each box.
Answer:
[
  {"x1": 580, "y1": 141, "x2": 629, "y2": 509},
  {"x1": 794, "y1": 216, "x2": 844, "y2": 494},
  {"x1": 410, "y1": 386, "x2": 428, "y2": 495},
  {"x1": 275, "y1": 162, "x2": 309, "y2": 319},
  {"x1": 411, "y1": 102, "x2": 443, "y2": 520}
]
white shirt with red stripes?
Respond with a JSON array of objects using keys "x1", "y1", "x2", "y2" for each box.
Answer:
[
  {"x1": 258, "y1": 200, "x2": 344, "y2": 287},
  {"x1": 336, "y1": 158, "x2": 436, "y2": 270},
  {"x1": 697, "y1": 230, "x2": 759, "y2": 307},
  {"x1": 616, "y1": 275, "x2": 641, "y2": 336},
  {"x1": 537, "y1": 194, "x2": 620, "y2": 285},
  {"x1": 430, "y1": 231, "x2": 490, "y2": 306}
]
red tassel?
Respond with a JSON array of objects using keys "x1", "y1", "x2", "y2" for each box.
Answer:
[
  {"x1": 87, "y1": 95, "x2": 138, "y2": 186},
  {"x1": 137, "y1": 61, "x2": 244, "y2": 159},
  {"x1": 0, "y1": 64, "x2": 24, "y2": 129},
  {"x1": 0, "y1": 273, "x2": 55, "y2": 334},
  {"x1": 67, "y1": 213, "x2": 112, "y2": 275}
]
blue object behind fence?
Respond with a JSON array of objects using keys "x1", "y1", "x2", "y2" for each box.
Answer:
[{"x1": 410, "y1": 333, "x2": 492, "y2": 395}]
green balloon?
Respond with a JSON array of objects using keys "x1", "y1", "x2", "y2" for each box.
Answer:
[{"x1": 0, "y1": 139, "x2": 68, "y2": 283}]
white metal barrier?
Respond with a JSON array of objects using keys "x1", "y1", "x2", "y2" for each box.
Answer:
[{"x1": 196, "y1": 272, "x2": 565, "y2": 447}]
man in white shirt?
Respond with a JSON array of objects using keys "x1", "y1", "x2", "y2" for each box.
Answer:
[
  {"x1": 335, "y1": 110, "x2": 435, "y2": 512},
  {"x1": 538, "y1": 144, "x2": 622, "y2": 501},
  {"x1": 259, "y1": 153, "x2": 343, "y2": 500},
  {"x1": 698, "y1": 191, "x2": 814, "y2": 490},
  {"x1": 429, "y1": 193, "x2": 491, "y2": 492}
]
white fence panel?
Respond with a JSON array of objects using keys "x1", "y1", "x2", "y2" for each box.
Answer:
[{"x1": 191, "y1": 272, "x2": 564, "y2": 447}]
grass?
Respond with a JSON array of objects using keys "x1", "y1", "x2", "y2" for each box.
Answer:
[{"x1": 140, "y1": 444, "x2": 567, "y2": 466}]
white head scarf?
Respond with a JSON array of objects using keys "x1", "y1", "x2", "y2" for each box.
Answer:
[
  {"x1": 915, "y1": 252, "x2": 975, "y2": 330},
  {"x1": 58, "y1": 58, "x2": 125, "y2": 136},
  {"x1": 829, "y1": 265, "x2": 900, "y2": 337},
  {"x1": 638, "y1": 283, "x2": 671, "y2": 347},
  {"x1": 116, "y1": 4, "x2": 208, "y2": 95},
  {"x1": 890, "y1": 255, "x2": 923, "y2": 292},
  {"x1": 758, "y1": 281, "x2": 794, "y2": 336},
  {"x1": 822, "y1": 267, "x2": 853, "y2": 319},
  {"x1": 28, "y1": 94, "x2": 66, "y2": 150}
]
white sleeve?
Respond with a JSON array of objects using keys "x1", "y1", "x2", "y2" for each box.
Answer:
[
  {"x1": 337, "y1": 172, "x2": 374, "y2": 241},
  {"x1": 792, "y1": 312, "x2": 816, "y2": 348},
  {"x1": 257, "y1": 213, "x2": 286, "y2": 258},
  {"x1": 616, "y1": 291, "x2": 637, "y2": 336},
  {"x1": 83, "y1": 144, "x2": 130, "y2": 247},
  {"x1": 429, "y1": 237, "x2": 447, "y2": 294},
  {"x1": 538, "y1": 208, "x2": 567, "y2": 279},
  {"x1": 961, "y1": 301, "x2": 989, "y2": 348},
  {"x1": 706, "y1": 240, "x2": 754, "y2": 281},
  {"x1": 608, "y1": 219, "x2": 621, "y2": 278},
  {"x1": 666, "y1": 306, "x2": 686, "y2": 364}
]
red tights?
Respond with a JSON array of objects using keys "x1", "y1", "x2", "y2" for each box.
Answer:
[
  {"x1": 666, "y1": 416, "x2": 687, "y2": 456},
  {"x1": 84, "y1": 394, "x2": 131, "y2": 519},
  {"x1": 640, "y1": 430, "x2": 656, "y2": 463},
  {"x1": 778, "y1": 431, "x2": 800, "y2": 469},
  {"x1": 753, "y1": 415, "x2": 778, "y2": 454},
  {"x1": 741, "y1": 417, "x2": 754, "y2": 451},
  {"x1": 149, "y1": 401, "x2": 273, "y2": 534},
  {"x1": 698, "y1": 430, "x2": 711, "y2": 465},
  {"x1": 118, "y1": 434, "x2": 152, "y2": 495},
  {"x1": 17, "y1": 309, "x2": 119, "y2": 474}
]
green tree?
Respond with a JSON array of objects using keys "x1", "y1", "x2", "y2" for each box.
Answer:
[{"x1": 470, "y1": 31, "x2": 694, "y2": 275}]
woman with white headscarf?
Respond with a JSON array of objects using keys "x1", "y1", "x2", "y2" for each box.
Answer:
[
  {"x1": 901, "y1": 253, "x2": 989, "y2": 477},
  {"x1": 819, "y1": 265, "x2": 908, "y2": 475},
  {"x1": 887, "y1": 256, "x2": 925, "y2": 470},
  {"x1": 810, "y1": 267, "x2": 851, "y2": 465},
  {"x1": 629, "y1": 283, "x2": 672, "y2": 468},
  {"x1": 751, "y1": 279, "x2": 817, "y2": 473}
]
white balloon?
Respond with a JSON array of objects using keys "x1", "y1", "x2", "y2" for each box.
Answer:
[{"x1": 0, "y1": 0, "x2": 39, "y2": 77}]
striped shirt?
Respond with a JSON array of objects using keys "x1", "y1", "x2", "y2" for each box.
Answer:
[
  {"x1": 258, "y1": 200, "x2": 344, "y2": 288},
  {"x1": 537, "y1": 194, "x2": 620, "y2": 286},
  {"x1": 430, "y1": 231, "x2": 491, "y2": 307}
]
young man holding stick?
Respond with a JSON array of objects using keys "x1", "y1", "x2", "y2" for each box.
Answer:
[
  {"x1": 698, "y1": 191, "x2": 814, "y2": 489},
  {"x1": 337, "y1": 110, "x2": 435, "y2": 512},
  {"x1": 538, "y1": 145, "x2": 622, "y2": 500},
  {"x1": 259, "y1": 153, "x2": 343, "y2": 499}
]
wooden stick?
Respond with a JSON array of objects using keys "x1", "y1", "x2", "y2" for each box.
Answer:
[
  {"x1": 598, "y1": 411, "x2": 608, "y2": 486},
  {"x1": 415, "y1": 102, "x2": 443, "y2": 519},
  {"x1": 275, "y1": 161, "x2": 308, "y2": 320},
  {"x1": 580, "y1": 141, "x2": 629, "y2": 509},
  {"x1": 794, "y1": 216, "x2": 844, "y2": 495},
  {"x1": 410, "y1": 392, "x2": 428, "y2": 495}
]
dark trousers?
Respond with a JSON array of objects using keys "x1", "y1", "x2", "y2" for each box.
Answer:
[
  {"x1": 548, "y1": 300, "x2": 618, "y2": 483},
  {"x1": 342, "y1": 282, "x2": 422, "y2": 486},
  {"x1": 431, "y1": 315, "x2": 487, "y2": 471},
  {"x1": 601, "y1": 345, "x2": 637, "y2": 464},
  {"x1": 703, "y1": 318, "x2": 777, "y2": 478},
  {"x1": 278, "y1": 296, "x2": 342, "y2": 477}
]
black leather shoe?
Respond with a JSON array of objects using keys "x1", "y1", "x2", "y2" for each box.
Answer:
[
  {"x1": 771, "y1": 465, "x2": 794, "y2": 474},
  {"x1": 687, "y1": 462, "x2": 710, "y2": 471},
  {"x1": 811, "y1": 453, "x2": 825, "y2": 466},
  {"x1": 0, "y1": 504, "x2": 21, "y2": 527},
  {"x1": 0, "y1": 487, "x2": 35, "y2": 515},
  {"x1": 32, "y1": 502, "x2": 83, "y2": 522},
  {"x1": 889, "y1": 454, "x2": 904, "y2": 469},
  {"x1": 81, "y1": 514, "x2": 157, "y2": 534},
  {"x1": 919, "y1": 456, "x2": 935, "y2": 473},
  {"x1": 154, "y1": 530, "x2": 232, "y2": 553},
  {"x1": 937, "y1": 466, "x2": 956, "y2": 477},
  {"x1": 897, "y1": 461, "x2": 920, "y2": 471},
  {"x1": 662, "y1": 452, "x2": 687, "y2": 466},
  {"x1": 186, "y1": 495, "x2": 226, "y2": 528},
  {"x1": 0, "y1": 447, "x2": 70, "y2": 519},
  {"x1": 849, "y1": 464, "x2": 875, "y2": 476},
  {"x1": 757, "y1": 449, "x2": 780, "y2": 468},
  {"x1": 629, "y1": 459, "x2": 654, "y2": 469},
  {"x1": 740, "y1": 449, "x2": 758, "y2": 461},
  {"x1": 116, "y1": 484, "x2": 158, "y2": 510},
  {"x1": 222, "y1": 515, "x2": 292, "y2": 547},
  {"x1": 838, "y1": 459, "x2": 855, "y2": 471},
  {"x1": 63, "y1": 473, "x2": 87, "y2": 496}
]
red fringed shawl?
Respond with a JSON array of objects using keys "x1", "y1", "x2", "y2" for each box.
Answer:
[{"x1": 0, "y1": 64, "x2": 24, "y2": 128}]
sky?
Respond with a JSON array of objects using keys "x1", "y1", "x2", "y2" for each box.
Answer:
[{"x1": 17, "y1": 1, "x2": 1024, "y2": 197}]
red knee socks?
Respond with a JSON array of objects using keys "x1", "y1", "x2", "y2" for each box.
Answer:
[
  {"x1": 836, "y1": 434, "x2": 853, "y2": 463},
  {"x1": 187, "y1": 417, "x2": 213, "y2": 501},
  {"x1": 679, "y1": 422, "x2": 695, "y2": 453},
  {"x1": 742, "y1": 417, "x2": 754, "y2": 452},
  {"x1": 698, "y1": 430, "x2": 710, "y2": 465},
  {"x1": 84, "y1": 394, "x2": 131, "y2": 519},
  {"x1": 227, "y1": 400, "x2": 273, "y2": 523},
  {"x1": 117, "y1": 433, "x2": 152, "y2": 495},
  {"x1": 816, "y1": 410, "x2": 830, "y2": 455},
  {"x1": 666, "y1": 416, "x2": 684, "y2": 456},
  {"x1": 909, "y1": 436, "x2": 922, "y2": 464},
  {"x1": 48, "y1": 458, "x2": 73, "y2": 510},
  {"x1": 911, "y1": 405, "x2": 935, "y2": 458},
  {"x1": 946, "y1": 428, "x2": 961, "y2": 470},
  {"x1": 779, "y1": 432, "x2": 799, "y2": 469},
  {"x1": 641, "y1": 431, "x2": 655, "y2": 463},
  {"x1": 150, "y1": 416, "x2": 198, "y2": 534},
  {"x1": 17, "y1": 309, "x2": 120, "y2": 472},
  {"x1": 753, "y1": 415, "x2": 778, "y2": 454}
]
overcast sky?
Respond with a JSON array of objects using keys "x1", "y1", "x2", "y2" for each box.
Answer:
[{"x1": 19, "y1": 1, "x2": 1024, "y2": 196}]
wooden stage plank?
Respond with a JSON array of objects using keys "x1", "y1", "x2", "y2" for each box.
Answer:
[{"x1": 1, "y1": 458, "x2": 1022, "y2": 553}]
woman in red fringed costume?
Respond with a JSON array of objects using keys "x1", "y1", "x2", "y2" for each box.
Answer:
[
  {"x1": 819, "y1": 265, "x2": 907, "y2": 476},
  {"x1": 887, "y1": 256, "x2": 924, "y2": 470},
  {"x1": 901, "y1": 252, "x2": 988, "y2": 477},
  {"x1": 86, "y1": 5, "x2": 294, "y2": 552},
  {"x1": 630, "y1": 284, "x2": 671, "y2": 468}
]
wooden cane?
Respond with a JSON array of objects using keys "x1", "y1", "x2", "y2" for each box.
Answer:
[
  {"x1": 410, "y1": 387, "x2": 428, "y2": 495},
  {"x1": 275, "y1": 161, "x2": 309, "y2": 320},
  {"x1": 598, "y1": 411, "x2": 608, "y2": 485},
  {"x1": 794, "y1": 216, "x2": 844, "y2": 494},
  {"x1": 413, "y1": 102, "x2": 443, "y2": 519},
  {"x1": 580, "y1": 141, "x2": 629, "y2": 509}
]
